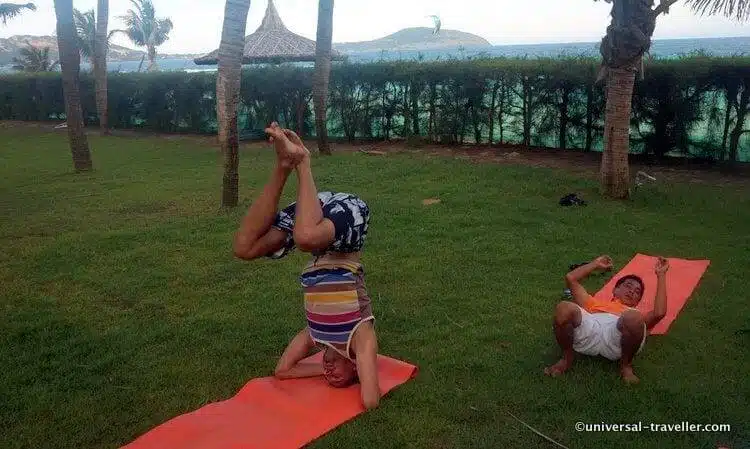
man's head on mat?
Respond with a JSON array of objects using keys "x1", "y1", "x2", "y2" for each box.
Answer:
[
  {"x1": 322, "y1": 347, "x2": 358, "y2": 388},
  {"x1": 613, "y1": 274, "x2": 645, "y2": 306}
]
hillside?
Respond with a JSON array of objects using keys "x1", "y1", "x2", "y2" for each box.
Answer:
[
  {"x1": 0, "y1": 35, "x2": 197, "y2": 66},
  {"x1": 334, "y1": 27, "x2": 491, "y2": 53},
  {"x1": 0, "y1": 27, "x2": 492, "y2": 67}
]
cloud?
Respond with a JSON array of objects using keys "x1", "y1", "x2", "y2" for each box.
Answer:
[{"x1": 1, "y1": 0, "x2": 748, "y2": 54}]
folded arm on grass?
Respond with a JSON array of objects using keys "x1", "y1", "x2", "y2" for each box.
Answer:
[
  {"x1": 353, "y1": 323, "x2": 380, "y2": 410},
  {"x1": 274, "y1": 329, "x2": 322, "y2": 379}
]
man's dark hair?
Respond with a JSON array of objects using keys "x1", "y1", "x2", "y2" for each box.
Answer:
[{"x1": 615, "y1": 274, "x2": 645, "y2": 293}]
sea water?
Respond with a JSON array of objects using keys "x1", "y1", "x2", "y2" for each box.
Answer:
[{"x1": 95, "y1": 36, "x2": 750, "y2": 73}]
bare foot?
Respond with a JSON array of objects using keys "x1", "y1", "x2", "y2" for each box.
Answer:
[
  {"x1": 266, "y1": 122, "x2": 303, "y2": 165},
  {"x1": 620, "y1": 365, "x2": 640, "y2": 384},
  {"x1": 544, "y1": 358, "x2": 572, "y2": 377},
  {"x1": 282, "y1": 128, "x2": 310, "y2": 160}
]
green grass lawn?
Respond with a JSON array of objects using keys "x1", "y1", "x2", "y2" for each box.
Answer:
[{"x1": 1, "y1": 128, "x2": 749, "y2": 449}]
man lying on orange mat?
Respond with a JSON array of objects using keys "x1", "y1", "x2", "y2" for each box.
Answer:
[
  {"x1": 545, "y1": 255, "x2": 669, "y2": 384},
  {"x1": 232, "y1": 123, "x2": 380, "y2": 410}
]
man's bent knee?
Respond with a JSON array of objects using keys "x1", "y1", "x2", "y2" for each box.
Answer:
[
  {"x1": 554, "y1": 301, "x2": 581, "y2": 326},
  {"x1": 619, "y1": 310, "x2": 645, "y2": 335}
]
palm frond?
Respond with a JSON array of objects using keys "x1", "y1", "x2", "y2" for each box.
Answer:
[
  {"x1": 684, "y1": 0, "x2": 750, "y2": 21},
  {"x1": 18, "y1": 44, "x2": 35, "y2": 58},
  {"x1": 129, "y1": 0, "x2": 146, "y2": 20},
  {"x1": 0, "y1": 2, "x2": 36, "y2": 25},
  {"x1": 151, "y1": 17, "x2": 173, "y2": 46},
  {"x1": 10, "y1": 42, "x2": 56, "y2": 72},
  {"x1": 73, "y1": 8, "x2": 97, "y2": 60},
  {"x1": 116, "y1": 0, "x2": 171, "y2": 55},
  {"x1": 117, "y1": 9, "x2": 146, "y2": 46}
]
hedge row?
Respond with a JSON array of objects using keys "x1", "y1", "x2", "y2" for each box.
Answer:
[{"x1": 1, "y1": 55, "x2": 749, "y2": 161}]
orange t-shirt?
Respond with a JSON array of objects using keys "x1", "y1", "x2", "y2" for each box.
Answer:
[{"x1": 581, "y1": 295, "x2": 631, "y2": 316}]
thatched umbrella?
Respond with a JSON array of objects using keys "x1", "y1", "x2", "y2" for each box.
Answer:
[
  {"x1": 194, "y1": 0, "x2": 344, "y2": 65},
  {"x1": 194, "y1": 0, "x2": 344, "y2": 137}
]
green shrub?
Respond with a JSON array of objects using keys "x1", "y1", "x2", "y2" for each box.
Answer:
[{"x1": 1, "y1": 55, "x2": 748, "y2": 161}]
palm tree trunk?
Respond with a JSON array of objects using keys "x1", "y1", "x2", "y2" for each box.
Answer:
[
  {"x1": 94, "y1": 0, "x2": 109, "y2": 134},
  {"x1": 313, "y1": 0, "x2": 334, "y2": 155},
  {"x1": 54, "y1": 0, "x2": 93, "y2": 172},
  {"x1": 216, "y1": 0, "x2": 251, "y2": 208},
  {"x1": 600, "y1": 66, "x2": 636, "y2": 199},
  {"x1": 147, "y1": 45, "x2": 157, "y2": 71}
]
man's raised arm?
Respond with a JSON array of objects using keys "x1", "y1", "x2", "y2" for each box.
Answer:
[
  {"x1": 565, "y1": 256, "x2": 612, "y2": 306},
  {"x1": 645, "y1": 257, "x2": 669, "y2": 330}
]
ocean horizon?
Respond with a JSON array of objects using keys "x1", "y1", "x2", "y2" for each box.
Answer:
[{"x1": 60, "y1": 35, "x2": 750, "y2": 73}]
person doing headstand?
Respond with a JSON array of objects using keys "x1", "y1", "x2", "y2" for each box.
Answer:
[{"x1": 233, "y1": 123, "x2": 380, "y2": 410}]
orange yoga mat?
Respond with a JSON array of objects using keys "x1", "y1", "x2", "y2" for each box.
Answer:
[
  {"x1": 122, "y1": 353, "x2": 417, "y2": 449},
  {"x1": 593, "y1": 253, "x2": 710, "y2": 335}
]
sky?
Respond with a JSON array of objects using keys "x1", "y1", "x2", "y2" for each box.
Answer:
[{"x1": 2, "y1": 0, "x2": 750, "y2": 54}]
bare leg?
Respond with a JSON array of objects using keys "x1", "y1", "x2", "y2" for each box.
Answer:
[
  {"x1": 263, "y1": 126, "x2": 333, "y2": 252},
  {"x1": 233, "y1": 160, "x2": 293, "y2": 259},
  {"x1": 618, "y1": 310, "x2": 645, "y2": 384},
  {"x1": 545, "y1": 301, "x2": 582, "y2": 377},
  {"x1": 291, "y1": 149, "x2": 335, "y2": 252},
  {"x1": 294, "y1": 155, "x2": 325, "y2": 232}
]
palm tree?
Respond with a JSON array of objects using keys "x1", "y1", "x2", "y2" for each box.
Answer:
[
  {"x1": 53, "y1": 0, "x2": 93, "y2": 172},
  {"x1": 114, "y1": 0, "x2": 173, "y2": 72},
  {"x1": 313, "y1": 0, "x2": 334, "y2": 155},
  {"x1": 0, "y1": 2, "x2": 35, "y2": 25},
  {"x1": 74, "y1": 4, "x2": 112, "y2": 133},
  {"x1": 74, "y1": 9, "x2": 97, "y2": 64},
  {"x1": 595, "y1": 0, "x2": 750, "y2": 199},
  {"x1": 74, "y1": 9, "x2": 114, "y2": 64},
  {"x1": 216, "y1": 0, "x2": 251, "y2": 208},
  {"x1": 11, "y1": 43, "x2": 59, "y2": 71}
]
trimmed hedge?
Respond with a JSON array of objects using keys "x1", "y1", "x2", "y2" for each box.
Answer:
[{"x1": 1, "y1": 55, "x2": 749, "y2": 161}]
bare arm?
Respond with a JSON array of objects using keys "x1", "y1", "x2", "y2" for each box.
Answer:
[
  {"x1": 352, "y1": 322, "x2": 380, "y2": 410},
  {"x1": 274, "y1": 329, "x2": 323, "y2": 379},
  {"x1": 565, "y1": 256, "x2": 611, "y2": 306},
  {"x1": 233, "y1": 165, "x2": 291, "y2": 260},
  {"x1": 645, "y1": 258, "x2": 669, "y2": 330}
]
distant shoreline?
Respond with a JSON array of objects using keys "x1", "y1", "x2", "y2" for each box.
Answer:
[
  {"x1": 1, "y1": 36, "x2": 748, "y2": 73},
  {"x1": 107, "y1": 35, "x2": 750, "y2": 63}
]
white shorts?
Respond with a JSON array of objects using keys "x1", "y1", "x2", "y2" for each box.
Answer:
[{"x1": 572, "y1": 306, "x2": 647, "y2": 361}]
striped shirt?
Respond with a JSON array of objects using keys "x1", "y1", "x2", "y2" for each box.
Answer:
[{"x1": 300, "y1": 261, "x2": 374, "y2": 360}]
